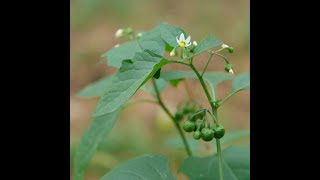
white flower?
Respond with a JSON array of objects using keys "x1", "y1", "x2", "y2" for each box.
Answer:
[
  {"x1": 193, "y1": 41, "x2": 197, "y2": 46},
  {"x1": 176, "y1": 33, "x2": 191, "y2": 48},
  {"x1": 114, "y1": 44, "x2": 120, "y2": 48},
  {"x1": 115, "y1": 29, "x2": 124, "y2": 38},
  {"x1": 222, "y1": 44, "x2": 229, "y2": 48},
  {"x1": 229, "y1": 69, "x2": 234, "y2": 75}
]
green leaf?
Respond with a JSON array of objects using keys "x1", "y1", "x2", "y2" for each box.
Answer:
[
  {"x1": 194, "y1": 35, "x2": 222, "y2": 55},
  {"x1": 141, "y1": 78, "x2": 168, "y2": 95},
  {"x1": 219, "y1": 130, "x2": 250, "y2": 145},
  {"x1": 102, "y1": 23, "x2": 183, "y2": 68},
  {"x1": 179, "y1": 146, "x2": 250, "y2": 180},
  {"x1": 230, "y1": 72, "x2": 250, "y2": 94},
  {"x1": 101, "y1": 155, "x2": 176, "y2": 180},
  {"x1": 93, "y1": 51, "x2": 168, "y2": 117},
  {"x1": 102, "y1": 40, "x2": 165, "y2": 68},
  {"x1": 165, "y1": 137, "x2": 200, "y2": 152},
  {"x1": 76, "y1": 75, "x2": 115, "y2": 98},
  {"x1": 160, "y1": 23, "x2": 185, "y2": 47},
  {"x1": 203, "y1": 72, "x2": 234, "y2": 95},
  {"x1": 74, "y1": 110, "x2": 120, "y2": 180},
  {"x1": 160, "y1": 70, "x2": 234, "y2": 92}
]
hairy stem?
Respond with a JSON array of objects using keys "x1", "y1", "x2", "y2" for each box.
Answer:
[{"x1": 152, "y1": 78, "x2": 192, "y2": 156}]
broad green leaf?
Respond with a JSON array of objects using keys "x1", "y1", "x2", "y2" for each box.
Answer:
[
  {"x1": 179, "y1": 146, "x2": 250, "y2": 180},
  {"x1": 160, "y1": 23, "x2": 185, "y2": 47},
  {"x1": 101, "y1": 155, "x2": 176, "y2": 180},
  {"x1": 230, "y1": 72, "x2": 250, "y2": 94},
  {"x1": 76, "y1": 75, "x2": 115, "y2": 98},
  {"x1": 165, "y1": 137, "x2": 200, "y2": 152},
  {"x1": 102, "y1": 23, "x2": 183, "y2": 68},
  {"x1": 219, "y1": 130, "x2": 250, "y2": 145},
  {"x1": 203, "y1": 72, "x2": 234, "y2": 96},
  {"x1": 93, "y1": 51, "x2": 168, "y2": 117},
  {"x1": 102, "y1": 40, "x2": 165, "y2": 68},
  {"x1": 74, "y1": 110, "x2": 120, "y2": 180},
  {"x1": 194, "y1": 35, "x2": 222, "y2": 55},
  {"x1": 160, "y1": 71, "x2": 234, "y2": 93},
  {"x1": 142, "y1": 78, "x2": 168, "y2": 95}
]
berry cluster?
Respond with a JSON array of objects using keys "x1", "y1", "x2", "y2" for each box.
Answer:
[{"x1": 178, "y1": 108, "x2": 225, "y2": 142}]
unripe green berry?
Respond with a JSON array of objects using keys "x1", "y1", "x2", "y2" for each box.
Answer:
[
  {"x1": 228, "y1": 47, "x2": 234, "y2": 53},
  {"x1": 193, "y1": 130, "x2": 201, "y2": 140},
  {"x1": 195, "y1": 119, "x2": 205, "y2": 131},
  {"x1": 201, "y1": 128, "x2": 215, "y2": 141},
  {"x1": 224, "y1": 64, "x2": 233, "y2": 73},
  {"x1": 175, "y1": 111, "x2": 184, "y2": 121},
  {"x1": 212, "y1": 125, "x2": 225, "y2": 139},
  {"x1": 183, "y1": 120, "x2": 195, "y2": 132}
]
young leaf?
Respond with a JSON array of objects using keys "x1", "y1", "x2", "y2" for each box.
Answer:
[
  {"x1": 220, "y1": 72, "x2": 250, "y2": 104},
  {"x1": 230, "y1": 72, "x2": 250, "y2": 94},
  {"x1": 101, "y1": 155, "x2": 176, "y2": 180},
  {"x1": 76, "y1": 75, "x2": 115, "y2": 98},
  {"x1": 179, "y1": 146, "x2": 250, "y2": 180},
  {"x1": 193, "y1": 35, "x2": 222, "y2": 55},
  {"x1": 74, "y1": 110, "x2": 120, "y2": 180},
  {"x1": 93, "y1": 51, "x2": 168, "y2": 117}
]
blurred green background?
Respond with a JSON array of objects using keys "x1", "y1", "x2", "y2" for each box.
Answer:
[{"x1": 70, "y1": 0, "x2": 249, "y2": 179}]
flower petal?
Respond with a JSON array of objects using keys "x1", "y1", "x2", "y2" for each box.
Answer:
[
  {"x1": 185, "y1": 35, "x2": 191, "y2": 44},
  {"x1": 176, "y1": 36, "x2": 180, "y2": 44},
  {"x1": 186, "y1": 42, "x2": 192, "y2": 47},
  {"x1": 179, "y1": 33, "x2": 185, "y2": 41}
]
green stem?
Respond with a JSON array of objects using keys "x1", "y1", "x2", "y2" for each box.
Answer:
[
  {"x1": 218, "y1": 91, "x2": 238, "y2": 107},
  {"x1": 152, "y1": 78, "x2": 192, "y2": 156},
  {"x1": 216, "y1": 139, "x2": 224, "y2": 180},
  {"x1": 189, "y1": 63, "x2": 223, "y2": 180},
  {"x1": 201, "y1": 54, "x2": 213, "y2": 77},
  {"x1": 189, "y1": 64, "x2": 218, "y2": 124},
  {"x1": 167, "y1": 60, "x2": 190, "y2": 66},
  {"x1": 210, "y1": 51, "x2": 230, "y2": 64}
]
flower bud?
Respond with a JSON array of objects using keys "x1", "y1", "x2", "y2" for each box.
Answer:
[
  {"x1": 193, "y1": 41, "x2": 197, "y2": 46},
  {"x1": 115, "y1": 29, "x2": 124, "y2": 38}
]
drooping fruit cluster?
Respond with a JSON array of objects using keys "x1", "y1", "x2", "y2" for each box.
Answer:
[
  {"x1": 181, "y1": 109, "x2": 225, "y2": 142},
  {"x1": 174, "y1": 101, "x2": 197, "y2": 123}
]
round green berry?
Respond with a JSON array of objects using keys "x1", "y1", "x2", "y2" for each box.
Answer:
[
  {"x1": 201, "y1": 128, "x2": 215, "y2": 141},
  {"x1": 175, "y1": 111, "x2": 184, "y2": 121},
  {"x1": 195, "y1": 119, "x2": 205, "y2": 131},
  {"x1": 193, "y1": 130, "x2": 201, "y2": 140},
  {"x1": 228, "y1": 47, "x2": 234, "y2": 53},
  {"x1": 183, "y1": 120, "x2": 195, "y2": 132},
  {"x1": 224, "y1": 64, "x2": 233, "y2": 72},
  {"x1": 212, "y1": 125, "x2": 225, "y2": 139}
]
